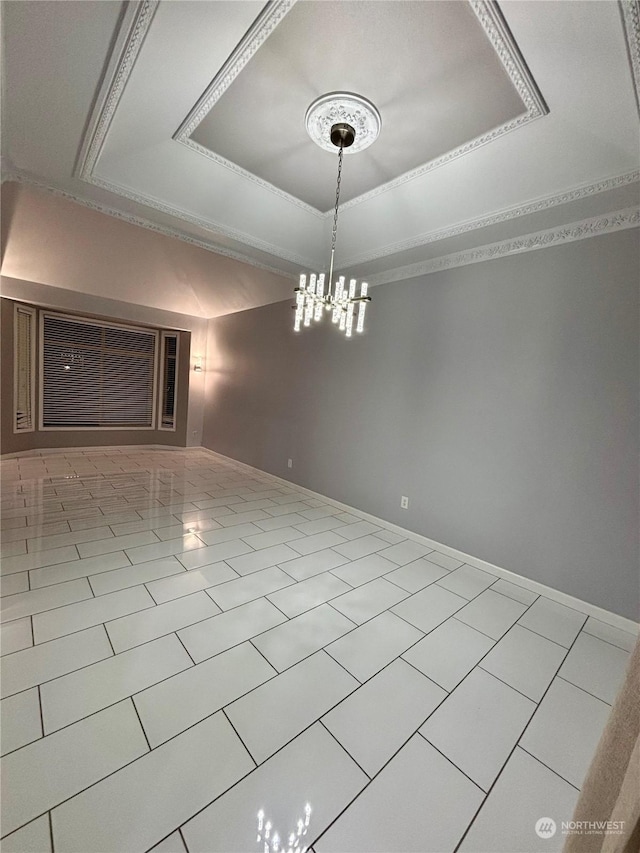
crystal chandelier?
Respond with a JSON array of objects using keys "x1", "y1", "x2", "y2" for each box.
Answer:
[{"x1": 294, "y1": 93, "x2": 381, "y2": 337}]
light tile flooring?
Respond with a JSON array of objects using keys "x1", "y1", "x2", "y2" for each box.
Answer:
[{"x1": 0, "y1": 447, "x2": 636, "y2": 853}]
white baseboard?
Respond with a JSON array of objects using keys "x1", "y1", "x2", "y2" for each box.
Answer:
[
  {"x1": 0, "y1": 444, "x2": 185, "y2": 460},
  {"x1": 199, "y1": 447, "x2": 640, "y2": 637}
]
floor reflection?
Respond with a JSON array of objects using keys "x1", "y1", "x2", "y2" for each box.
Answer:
[{"x1": 257, "y1": 803, "x2": 312, "y2": 853}]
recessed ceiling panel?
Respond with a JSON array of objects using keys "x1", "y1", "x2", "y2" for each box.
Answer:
[{"x1": 189, "y1": 0, "x2": 528, "y2": 211}]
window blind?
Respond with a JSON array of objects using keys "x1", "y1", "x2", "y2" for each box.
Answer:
[
  {"x1": 14, "y1": 305, "x2": 36, "y2": 432},
  {"x1": 41, "y1": 314, "x2": 158, "y2": 429}
]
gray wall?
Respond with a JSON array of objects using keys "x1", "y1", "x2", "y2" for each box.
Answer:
[{"x1": 202, "y1": 229, "x2": 639, "y2": 620}]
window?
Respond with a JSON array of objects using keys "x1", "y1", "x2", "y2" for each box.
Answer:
[
  {"x1": 158, "y1": 332, "x2": 179, "y2": 431},
  {"x1": 40, "y1": 313, "x2": 158, "y2": 429},
  {"x1": 14, "y1": 304, "x2": 36, "y2": 433}
]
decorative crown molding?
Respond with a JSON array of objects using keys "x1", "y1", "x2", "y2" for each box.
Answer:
[
  {"x1": 173, "y1": 0, "x2": 547, "y2": 216},
  {"x1": 621, "y1": 0, "x2": 640, "y2": 115},
  {"x1": 76, "y1": 0, "x2": 159, "y2": 180},
  {"x1": 86, "y1": 173, "x2": 314, "y2": 267},
  {"x1": 173, "y1": 0, "x2": 323, "y2": 219},
  {"x1": 178, "y1": 138, "x2": 324, "y2": 219},
  {"x1": 471, "y1": 0, "x2": 547, "y2": 118},
  {"x1": 29, "y1": 0, "x2": 633, "y2": 285},
  {"x1": 5, "y1": 172, "x2": 636, "y2": 297},
  {"x1": 74, "y1": 0, "x2": 319, "y2": 264},
  {"x1": 341, "y1": 170, "x2": 640, "y2": 268},
  {"x1": 174, "y1": 0, "x2": 297, "y2": 141},
  {"x1": 2, "y1": 169, "x2": 297, "y2": 281},
  {"x1": 336, "y1": 0, "x2": 548, "y2": 215},
  {"x1": 366, "y1": 207, "x2": 640, "y2": 287}
]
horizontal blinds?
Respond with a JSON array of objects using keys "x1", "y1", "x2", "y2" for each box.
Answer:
[
  {"x1": 15, "y1": 306, "x2": 35, "y2": 432},
  {"x1": 42, "y1": 314, "x2": 157, "y2": 428}
]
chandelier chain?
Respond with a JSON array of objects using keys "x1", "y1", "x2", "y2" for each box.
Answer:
[{"x1": 331, "y1": 145, "x2": 344, "y2": 257}]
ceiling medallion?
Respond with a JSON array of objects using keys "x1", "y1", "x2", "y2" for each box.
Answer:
[
  {"x1": 304, "y1": 92, "x2": 381, "y2": 155},
  {"x1": 294, "y1": 93, "x2": 380, "y2": 337}
]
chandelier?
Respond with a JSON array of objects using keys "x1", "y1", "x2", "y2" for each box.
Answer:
[{"x1": 294, "y1": 93, "x2": 381, "y2": 337}]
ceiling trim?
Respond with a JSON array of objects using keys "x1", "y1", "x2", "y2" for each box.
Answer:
[
  {"x1": 178, "y1": 137, "x2": 324, "y2": 220},
  {"x1": 366, "y1": 206, "x2": 640, "y2": 286},
  {"x1": 1, "y1": 169, "x2": 297, "y2": 281},
  {"x1": 76, "y1": 0, "x2": 159, "y2": 180},
  {"x1": 85, "y1": 173, "x2": 314, "y2": 267},
  {"x1": 173, "y1": 0, "x2": 548, "y2": 216},
  {"x1": 73, "y1": 0, "x2": 317, "y2": 266},
  {"x1": 4, "y1": 172, "x2": 636, "y2": 303},
  {"x1": 621, "y1": 0, "x2": 640, "y2": 115},
  {"x1": 174, "y1": 0, "x2": 296, "y2": 141},
  {"x1": 174, "y1": 0, "x2": 323, "y2": 219},
  {"x1": 341, "y1": 170, "x2": 640, "y2": 268},
  {"x1": 68, "y1": 0, "x2": 553, "y2": 261},
  {"x1": 338, "y1": 0, "x2": 549, "y2": 214}
]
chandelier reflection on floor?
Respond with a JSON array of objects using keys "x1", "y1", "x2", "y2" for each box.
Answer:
[
  {"x1": 256, "y1": 803, "x2": 312, "y2": 853},
  {"x1": 293, "y1": 93, "x2": 381, "y2": 337}
]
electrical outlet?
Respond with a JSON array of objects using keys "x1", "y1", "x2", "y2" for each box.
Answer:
[
  {"x1": 400, "y1": 496, "x2": 409, "y2": 509},
  {"x1": 287, "y1": 459, "x2": 293, "y2": 469}
]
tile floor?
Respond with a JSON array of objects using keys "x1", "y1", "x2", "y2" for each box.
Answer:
[{"x1": 0, "y1": 446, "x2": 636, "y2": 853}]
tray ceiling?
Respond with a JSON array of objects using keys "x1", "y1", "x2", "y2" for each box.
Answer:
[
  {"x1": 1, "y1": 0, "x2": 638, "y2": 318},
  {"x1": 189, "y1": 1, "x2": 529, "y2": 211}
]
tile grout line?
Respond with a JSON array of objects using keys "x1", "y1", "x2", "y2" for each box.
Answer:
[
  {"x1": 417, "y1": 731, "x2": 488, "y2": 793},
  {"x1": 309, "y1": 681, "x2": 453, "y2": 848},
  {"x1": 8, "y1": 616, "x2": 318, "y2": 737},
  {"x1": 130, "y1": 696, "x2": 153, "y2": 753},
  {"x1": 554, "y1": 673, "x2": 614, "y2": 706},
  {"x1": 9, "y1": 619, "x2": 441, "y2": 838},
  {"x1": 48, "y1": 810, "x2": 55, "y2": 853},
  {"x1": 449, "y1": 613, "x2": 522, "y2": 642},
  {"x1": 2, "y1": 592, "x2": 153, "y2": 641},
  {"x1": 475, "y1": 664, "x2": 544, "y2": 704},
  {"x1": 513, "y1": 616, "x2": 588, "y2": 650},
  {"x1": 452, "y1": 616, "x2": 585, "y2": 852},
  {"x1": 516, "y1": 744, "x2": 581, "y2": 792},
  {"x1": 2, "y1": 448, "x2": 625, "y2": 851},
  {"x1": 173, "y1": 631, "x2": 197, "y2": 667},
  {"x1": 317, "y1": 718, "x2": 372, "y2": 781},
  {"x1": 247, "y1": 638, "x2": 280, "y2": 673},
  {"x1": 8, "y1": 560, "x2": 500, "y2": 703},
  {"x1": 36, "y1": 683, "x2": 45, "y2": 738},
  {"x1": 400, "y1": 653, "x2": 453, "y2": 692},
  {"x1": 220, "y1": 707, "x2": 257, "y2": 768},
  {"x1": 103, "y1": 624, "x2": 117, "y2": 657},
  {"x1": 311, "y1": 592, "x2": 545, "y2": 848}
]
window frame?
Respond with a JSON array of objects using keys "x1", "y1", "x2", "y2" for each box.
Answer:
[
  {"x1": 158, "y1": 331, "x2": 179, "y2": 432},
  {"x1": 38, "y1": 311, "x2": 160, "y2": 431},
  {"x1": 13, "y1": 303, "x2": 37, "y2": 434}
]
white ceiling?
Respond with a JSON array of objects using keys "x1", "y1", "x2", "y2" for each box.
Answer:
[{"x1": 1, "y1": 0, "x2": 639, "y2": 317}]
